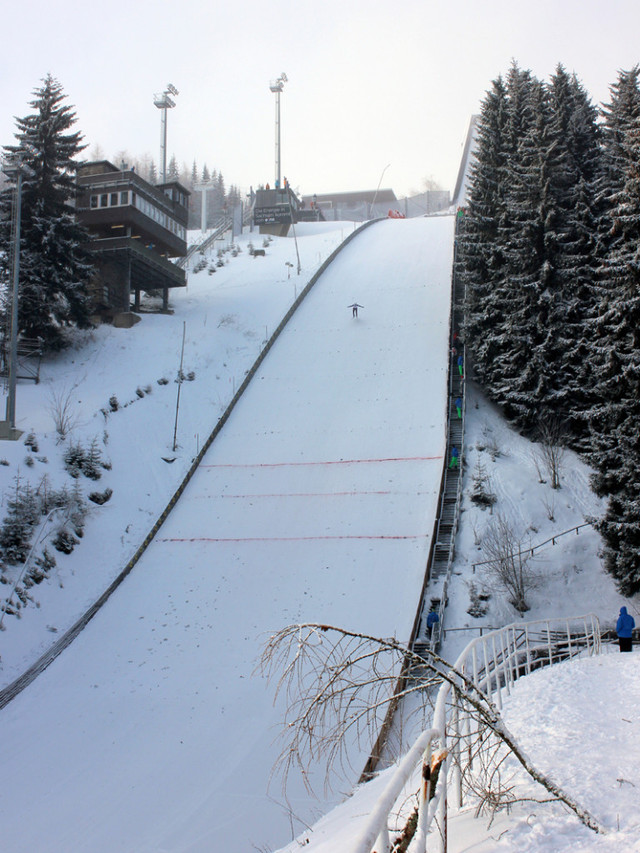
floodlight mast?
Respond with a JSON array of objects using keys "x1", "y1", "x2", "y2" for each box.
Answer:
[
  {"x1": 269, "y1": 73, "x2": 287, "y2": 188},
  {"x1": 153, "y1": 84, "x2": 179, "y2": 183}
]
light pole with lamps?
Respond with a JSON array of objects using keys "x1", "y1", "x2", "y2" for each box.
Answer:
[
  {"x1": 269, "y1": 73, "x2": 287, "y2": 188},
  {"x1": 153, "y1": 83, "x2": 179, "y2": 184}
]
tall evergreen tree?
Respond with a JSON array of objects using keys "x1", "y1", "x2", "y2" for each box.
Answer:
[
  {"x1": 167, "y1": 154, "x2": 179, "y2": 180},
  {"x1": 462, "y1": 63, "x2": 602, "y2": 440},
  {"x1": 539, "y1": 66, "x2": 602, "y2": 442},
  {"x1": 587, "y1": 68, "x2": 640, "y2": 595},
  {"x1": 458, "y1": 74, "x2": 510, "y2": 393},
  {"x1": 0, "y1": 75, "x2": 93, "y2": 349}
]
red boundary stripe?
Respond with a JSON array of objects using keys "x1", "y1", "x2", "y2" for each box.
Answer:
[
  {"x1": 200, "y1": 455, "x2": 442, "y2": 469},
  {"x1": 190, "y1": 489, "x2": 431, "y2": 499},
  {"x1": 158, "y1": 534, "x2": 427, "y2": 543}
]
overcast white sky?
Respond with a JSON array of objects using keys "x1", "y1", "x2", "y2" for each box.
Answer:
[{"x1": 2, "y1": 0, "x2": 640, "y2": 198}]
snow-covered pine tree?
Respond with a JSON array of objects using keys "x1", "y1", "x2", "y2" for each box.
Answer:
[
  {"x1": 167, "y1": 154, "x2": 179, "y2": 181},
  {"x1": 458, "y1": 74, "x2": 510, "y2": 391},
  {"x1": 462, "y1": 63, "x2": 602, "y2": 443},
  {"x1": 463, "y1": 63, "x2": 558, "y2": 430},
  {"x1": 587, "y1": 68, "x2": 640, "y2": 595},
  {"x1": 537, "y1": 66, "x2": 602, "y2": 444},
  {"x1": 0, "y1": 75, "x2": 94, "y2": 350}
]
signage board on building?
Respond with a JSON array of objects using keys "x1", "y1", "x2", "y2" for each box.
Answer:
[{"x1": 253, "y1": 205, "x2": 292, "y2": 225}]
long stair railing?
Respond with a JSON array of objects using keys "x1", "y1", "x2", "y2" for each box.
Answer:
[
  {"x1": 176, "y1": 215, "x2": 233, "y2": 270},
  {"x1": 413, "y1": 214, "x2": 466, "y2": 656},
  {"x1": 355, "y1": 613, "x2": 601, "y2": 853}
]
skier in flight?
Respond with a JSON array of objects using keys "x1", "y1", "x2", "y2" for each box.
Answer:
[{"x1": 348, "y1": 302, "x2": 364, "y2": 318}]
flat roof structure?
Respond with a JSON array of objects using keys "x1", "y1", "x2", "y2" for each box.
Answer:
[{"x1": 76, "y1": 162, "x2": 191, "y2": 317}]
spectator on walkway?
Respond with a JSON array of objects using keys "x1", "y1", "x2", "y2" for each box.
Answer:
[
  {"x1": 616, "y1": 606, "x2": 635, "y2": 652},
  {"x1": 455, "y1": 396, "x2": 462, "y2": 419},
  {"x1": 449, "y1": 446, "x2": 459, "y2": 469},
  {"x1": 426, "y1": 610, "x2": 440, "y2": 638},
  {"x1": 457, "y1": 354, "x2": 464, "y2": 377}
]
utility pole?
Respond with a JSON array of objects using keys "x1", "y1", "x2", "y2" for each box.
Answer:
[{"x1": 0, "y1": 156, "x2": 25, "y2": 440}]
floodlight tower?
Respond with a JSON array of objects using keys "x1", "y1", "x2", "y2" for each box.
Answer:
[
  {"x1": 153, "y1": 83, "x2": 179, "y2": 183},
  {"x1": 269, "y1": 73, "x2": 287, "y2": 188}
]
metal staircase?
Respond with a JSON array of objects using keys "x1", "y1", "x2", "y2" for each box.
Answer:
[{"x1": 412, "y1": 218, "x2": 465, "y2": 656}]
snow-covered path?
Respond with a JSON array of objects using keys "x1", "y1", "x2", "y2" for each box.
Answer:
[{"x1": 0, "y1": 217, "x2": 454, "y2": 853}]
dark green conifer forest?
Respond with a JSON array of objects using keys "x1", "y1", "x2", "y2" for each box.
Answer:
[{"x1": 458, "y1": 62, "x2": 640, "y2": 595}]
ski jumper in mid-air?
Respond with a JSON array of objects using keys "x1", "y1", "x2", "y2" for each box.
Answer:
[{"x1": 348, "y1": 303, "x2": 364, "y2": 318}]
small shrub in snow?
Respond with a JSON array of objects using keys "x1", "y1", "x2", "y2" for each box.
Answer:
[
  {"x1": 52, "y1": 527, "x2": 78, "y2": 554},
  {"x1": 0, "y1": 459, "x2": 9, "y2": 466},
  {"x1": 48, "y1": 387, "x2": 79, "y2": 440},
  {"x1": 467, "y1": 581, "x2": 490, "y2": 617},
  {"x1": 135, "y1": 387, "x2": 145, "y2": 398},
  {"x1": 470, "y1": 462, "x2": 497, "y2": 509},
  {"x1": 63, "y1": 439, "x2": 103, "y2": 480},
  {"x1": 63, "y1": 442, "x2": 86, "y2": 478},
  {"x1": 108, "y1": 395, "x2": 120, "y2": 412},
  {"x1": 24, "y1": 431, "x2": 39, "y2": 452},
  {"x1": 24, "y1": 455, "x2": 35, "y2": 468},
  {"x1": 0, "y1": 476, "x2": 40, "y2": 564},
  {"x1": 157, "y1": 377, "x2": 169, "y2": 386},
  {"x1": 88, "y1": 488, "x2": 113, "y2": 505}
]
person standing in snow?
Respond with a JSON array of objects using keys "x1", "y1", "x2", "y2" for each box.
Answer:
[
  {"x1": 616, "y1": 606, "x2": 635, "y2": 652},
  {"x1": 348, "y1": 303, "x2": 363, "y2": 318}
]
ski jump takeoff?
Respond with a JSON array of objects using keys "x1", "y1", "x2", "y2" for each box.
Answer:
[{"x1": 348, "y1": 303, "x2": 364, "y2": 318}]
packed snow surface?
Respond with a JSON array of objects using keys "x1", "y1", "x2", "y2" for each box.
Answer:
[{"x1": 0, "y1": 217, "x2": 454, "y2": 852}]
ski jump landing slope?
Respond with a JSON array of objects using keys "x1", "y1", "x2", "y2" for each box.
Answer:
[{"x1": 0, "y1": 216, "x2": 455, "y2": 853}]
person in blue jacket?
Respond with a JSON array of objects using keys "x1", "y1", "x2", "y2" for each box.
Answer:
[
  {"x1": 616, "y1": 606, "x2": 635, "y2": 652},
  {"x1": 426, "y1": 610, "x2": 440, "y2": 637}
]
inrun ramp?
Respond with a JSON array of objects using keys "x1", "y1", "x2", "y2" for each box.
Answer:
[{"x1": 0, "y1": 216, "x2": 454, "y2": 853}]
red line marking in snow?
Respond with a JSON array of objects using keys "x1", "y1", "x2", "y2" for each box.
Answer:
[
  {"x1": 192, "y1": 490, "x2": 430, "y2": 499},
  {"x1": 158, "y1": 534, "x2": 426, "y2": 543},
  {"x1": 200, "y1": 455, "x2": 442, "y2": 469}
]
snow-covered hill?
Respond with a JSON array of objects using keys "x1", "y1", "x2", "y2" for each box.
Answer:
[
  {"x1": 0, "y1": 218, "x2": 637, "y2": 853},
  {"x1": 0, "y1": 217, "x2": 456, "y2": 852}
]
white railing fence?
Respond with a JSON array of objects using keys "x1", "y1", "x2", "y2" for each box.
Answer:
[{"x1": 355, "y1": 613, "x2": 601, "y2": 853}]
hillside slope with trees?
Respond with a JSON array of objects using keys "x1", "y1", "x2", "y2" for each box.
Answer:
[{"x1": 458, "y1": 62, "x2": 640, "y2": 596}]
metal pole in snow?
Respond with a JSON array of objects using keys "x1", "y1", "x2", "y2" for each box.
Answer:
[
  {"x1": 172, "y1": 321, "x2": 186, "y2": 451},
  {"x1": 6, "y1": 165, "x2": 23, "y2": 431}
]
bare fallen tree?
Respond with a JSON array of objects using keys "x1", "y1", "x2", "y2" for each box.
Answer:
[{"x1": 259, "y1": 623, "x2": 606, "y2": 840}]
